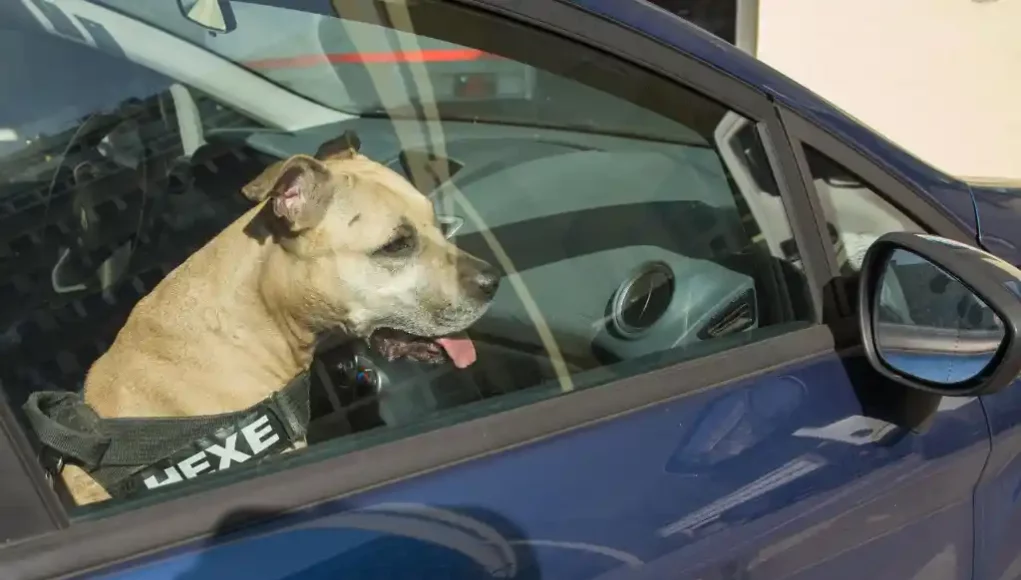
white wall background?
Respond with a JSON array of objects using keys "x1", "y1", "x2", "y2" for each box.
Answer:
[{"x1": 756, "y1": 0, "x2": 1021, "y2": 180}]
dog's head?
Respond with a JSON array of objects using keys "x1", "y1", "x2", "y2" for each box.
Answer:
[{"x1": 242, "y1": 131, "x2": 498, "y2": 367}]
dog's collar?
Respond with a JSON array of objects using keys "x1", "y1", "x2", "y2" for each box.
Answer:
[{"x1": 23, "y1": 371, "x2": 312, "y2": 500}]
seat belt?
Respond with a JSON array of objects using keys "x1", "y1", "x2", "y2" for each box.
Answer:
[{"x1": 22, "y1": 372, "x2": 311, "y2": 500}]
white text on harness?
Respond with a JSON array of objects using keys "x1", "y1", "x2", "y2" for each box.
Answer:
[{"x1": 142, "y1": 415, "x2": 281, "y2": 490}]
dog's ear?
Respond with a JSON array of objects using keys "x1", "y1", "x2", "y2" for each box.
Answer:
[
  {"x1": 315, "y1": 130, "x2": 361, "y2": 161},
  {"x1": 242, "y1": 155, "x2": 334, "y2": 231}
]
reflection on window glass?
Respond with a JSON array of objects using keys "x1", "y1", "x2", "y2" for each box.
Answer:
[
  {"x1": 803, "y1": 145, "x2": 925, "y2": 275},
  {"x1": 2, "y1": 0, "x2": 810, "y2": 514}
]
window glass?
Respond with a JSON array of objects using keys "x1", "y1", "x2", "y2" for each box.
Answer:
[
  {"x1": 802, "y1": 145, "x2": 925, "y2": 275},
  {"x1": 0, "y1": 0, "x2": 812, "y2": 514}
]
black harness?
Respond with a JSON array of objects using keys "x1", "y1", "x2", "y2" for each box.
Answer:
[{"x1": 22, "y1": 373, "x2": 311, "y2": 500}]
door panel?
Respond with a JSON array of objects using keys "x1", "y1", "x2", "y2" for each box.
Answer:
[
  {"x1": 973, "y1": 384, "x2": 1021, "y2": 580},
  {"x1": 968, "y1": 188, "x2": 1021, "y2": 580},
  {"x1": 93, "y1": 348, "x2": 989, "y2": 580}
]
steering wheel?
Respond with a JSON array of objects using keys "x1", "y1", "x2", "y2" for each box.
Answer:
[{"x1": 50, "y1": 102, "x2": 172, "y2": 295}]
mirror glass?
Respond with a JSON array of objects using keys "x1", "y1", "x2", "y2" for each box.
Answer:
[
  {"x1": 874, "y1": 248, "x2": 1006, "y2": 385},
  {"x1": 178, "y1": 0, "x2": 236, "y2": 33}
]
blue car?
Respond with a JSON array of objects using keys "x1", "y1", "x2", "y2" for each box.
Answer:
[{"x1": 3, "y1": 0, "x2": 1021, "y2": 578}]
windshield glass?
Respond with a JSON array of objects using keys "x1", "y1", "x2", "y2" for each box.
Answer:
[
  {"x1": 95, "y1": 0, "x2": 519, "y2": 114},
  {"x1": 85, "y1": 0, "x2": 426, "y2": 112},
  {"x1": 82, "y1": 0, "x2": 705, "y2": 144}
]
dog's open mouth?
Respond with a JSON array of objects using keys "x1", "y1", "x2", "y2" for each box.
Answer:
[{"x1": 368, "y1": 328, "x2": 477, "y2": 369}]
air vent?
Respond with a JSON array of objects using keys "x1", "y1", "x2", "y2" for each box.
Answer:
[
  {"x1": 610, "y1": 262, "x2": 675, "y2": 339},
  {"x1": 699, "y1": 288, "x2": 756, "y2": 340}
]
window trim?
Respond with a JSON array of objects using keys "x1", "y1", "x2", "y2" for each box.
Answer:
[
  {"x1": 776, "y1": 107, "x2": 976, "y2": 320},
  {"x1": 0, "y1": 0, "x2": 835, "y2": 576},
  {"x1": 760, "y1": 106, "x2": 835, "y2": 322}
]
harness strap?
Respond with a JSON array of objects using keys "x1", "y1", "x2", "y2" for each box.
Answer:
[{"x1": 23, "y1": 372, "x2": 311, "y2": 499}]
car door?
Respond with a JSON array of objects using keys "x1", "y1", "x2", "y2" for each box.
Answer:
[
  {"x1": 0, "y1": 0, "x2": 990, "y2": 578},
  {"x1": 962, "y1": 187, "x2": 1021, "y2": 580}
]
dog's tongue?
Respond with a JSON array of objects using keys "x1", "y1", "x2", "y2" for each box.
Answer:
[{"x1": 435, "y1": 335, "x2": 477, "y2": 368}]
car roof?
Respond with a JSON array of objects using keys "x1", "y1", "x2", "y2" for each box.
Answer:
[{"x1": 569, "y1": 0, "x2": 962, "y2": 194}]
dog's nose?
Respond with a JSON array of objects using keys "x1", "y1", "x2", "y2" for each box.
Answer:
[{"x1": 472, "y1": 265, "x2": 501, "y2": 299}]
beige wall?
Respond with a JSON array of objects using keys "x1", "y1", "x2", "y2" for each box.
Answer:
[{"x1": 756, "y1": 0, "x2": 1021, "y2": 180}]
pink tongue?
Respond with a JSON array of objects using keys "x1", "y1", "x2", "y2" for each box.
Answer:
[{"x1": 435, "y1": 336, "x2": 477, "y2": 368}]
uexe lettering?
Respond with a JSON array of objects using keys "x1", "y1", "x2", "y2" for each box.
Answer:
[{"x1": 142, "y1": 414, "x2": 281, "y2": 490}]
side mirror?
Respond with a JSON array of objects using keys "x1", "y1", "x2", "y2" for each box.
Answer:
[
  {"x1": 178, "y1": 0, "x2": 237, "y2": 33},
  {"x1": 859, "y1": 232, "x2": 1021, "y2": 396}
]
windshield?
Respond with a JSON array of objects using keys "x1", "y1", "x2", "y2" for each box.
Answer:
[
  {"x1": 80, "y1": 0, "x2": 705, "y2": 144},
  {"x1": 99, "y1": 0, "x2": 531, "y2": 114},
  {"x1": 90, "y1": 0, "x2": 498, "y2": 114}
]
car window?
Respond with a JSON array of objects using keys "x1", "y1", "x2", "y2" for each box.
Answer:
[
  {"x1": 0, "y1": 0, "x2": 813, "y2": 516},
  {"x1": 802, "y1": 145, "x2": 925, "y2": 275}
]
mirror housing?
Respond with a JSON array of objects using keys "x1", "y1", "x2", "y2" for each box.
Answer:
[
  {"x1": 178, "y1": 0, "x2": 237, "y2": 33},
  {"x1": 859, "y1": 232, "x2": 1021, "y2": 396}
]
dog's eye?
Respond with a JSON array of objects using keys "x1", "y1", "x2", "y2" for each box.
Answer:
[{"x1": 377, "y1": 232, "x2": 415, "y2": 256}]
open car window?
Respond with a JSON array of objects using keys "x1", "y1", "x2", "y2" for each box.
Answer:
[{"x1": 1, "y1": 0, "x2": 813, "y2": 518}]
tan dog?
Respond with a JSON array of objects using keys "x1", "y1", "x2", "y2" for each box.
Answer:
[{"x1": 61, "y1": 134, "x2": 499, "y2": 505}]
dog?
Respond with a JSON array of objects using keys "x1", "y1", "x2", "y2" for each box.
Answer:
[{"x1": 60, "y1": 131, "x2": 500, "y2": 505}]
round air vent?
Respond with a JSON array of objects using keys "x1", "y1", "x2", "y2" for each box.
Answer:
[{"x1": 611, "y1": 262, "x2": 675, "y2": 338}]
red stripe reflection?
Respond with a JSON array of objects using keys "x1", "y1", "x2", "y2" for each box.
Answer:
[{"x1": 246, "y1": 49, "x2": 500, "y2": 69}]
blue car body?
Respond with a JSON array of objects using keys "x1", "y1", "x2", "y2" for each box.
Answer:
[
  {"x1": 5, "y1": 0, "x2": 1021, "y2": 579},
  {"x1": 105, "y1": 2, "x2": 1021, "y2": 579}
]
